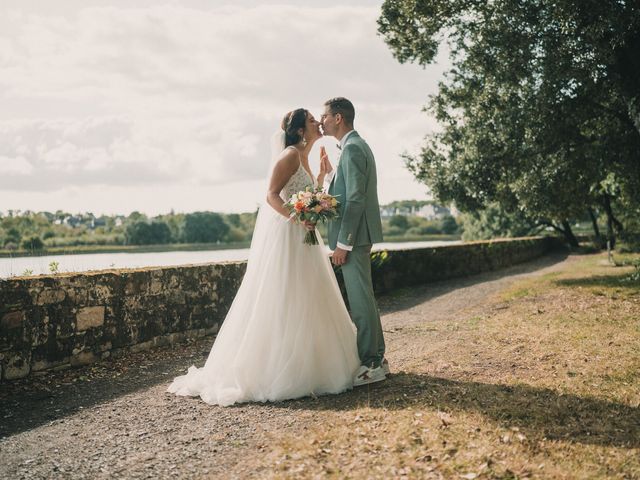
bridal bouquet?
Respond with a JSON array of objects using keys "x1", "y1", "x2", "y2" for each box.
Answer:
[{"x1": 284, "y1": 188, "x2": 340, "y2": 245}]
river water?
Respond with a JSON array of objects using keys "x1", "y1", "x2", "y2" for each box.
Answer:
[{"x1": 0, "y1": 240, "x2": 461, "y2": 278}]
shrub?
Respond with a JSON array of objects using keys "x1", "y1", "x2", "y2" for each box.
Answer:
[
  {"x1": 384, "y1": 226, "x2": 405, "y2": 237},
  {"x1": 225, "y1": 226, "x2": 247, "y2": 243},
  {"x1": 441, "y1": 215, "x2": 459, "y2": 234},
  {"x1": 389, "y1": 215, "x2": 409, "y2": 230},
  {"x1": 21, "y1": 236, "x2": 45, "y2": 251},
  {"x1": 4, "y1": 242, "x2": 18, "y2": 251},
  {"x1": 617, "y1": 232, "x2": 640, "y2": 253},
  {"x1": 421, "y1": 225, "x2": 441, "y2": 235}
]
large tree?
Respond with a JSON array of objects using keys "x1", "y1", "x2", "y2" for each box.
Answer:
[
  {"x1": 183, "y1": 212, "x2": 229, "y2": 244},
  {"x1": 125, "y1": 220, "x2": 172, "y2": 245},
  {"x1": 379, "y1": 0, "x2": 640, "y2": 134},
  {"x1": 379, "y1": 0, "x2": 640, "y2": 244}
]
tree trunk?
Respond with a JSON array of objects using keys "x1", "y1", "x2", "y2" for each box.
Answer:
[
  {"x1": 612, "y1": 211, "x2": 624, "y2": 234},
  {"x1": 604, "y1": 201, "x2": 615, "y2": 263},
  {"x1": 604, "y1": 198, "x2": 614, "y2": 249},
  {"x1": 626, "y1": 96, "x2": 640, "y2": 137},
  {"x1": 602, "y1": 194, "x2": 622, "y2": 249},
  {"x1": 540, "y1": 220, "x2": 579, "y2": 247},
  {"x1": 560, "y1": 219, "x2": 580, "y2": 248},
  {"x1": 588, "y1": 207, "x2": 603, "y2": 248}
]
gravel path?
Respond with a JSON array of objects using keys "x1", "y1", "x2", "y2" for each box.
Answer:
[{"x1": 0, "y1": 252, "x2": 574, "y2": 479}]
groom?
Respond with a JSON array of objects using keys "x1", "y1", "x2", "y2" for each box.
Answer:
[{"x1": 321, "y1": 97, "x2": 387, "y2": 386}]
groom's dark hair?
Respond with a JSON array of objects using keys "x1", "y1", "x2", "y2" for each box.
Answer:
[{"x1": 324, "y1": 97, "x2": 355, "y2": 126}]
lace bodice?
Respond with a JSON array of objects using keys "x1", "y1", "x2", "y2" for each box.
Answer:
[{"x1": 280, "y1": 149, "x2": 315, "y2": 200}]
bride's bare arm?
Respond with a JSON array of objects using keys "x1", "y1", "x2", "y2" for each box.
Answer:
[{"x1": 266, "y1": 149, "x2": 299, "y2": 218}]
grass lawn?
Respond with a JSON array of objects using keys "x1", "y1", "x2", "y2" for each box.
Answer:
[{"x1": 260, "y1": 252, "x2": 640, "y2": 478}]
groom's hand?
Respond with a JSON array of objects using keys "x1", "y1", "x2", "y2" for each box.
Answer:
[{"x1": 331, "y1": 247, "x2": 349, "y2": 266}]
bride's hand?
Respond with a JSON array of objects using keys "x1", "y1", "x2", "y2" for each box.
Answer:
[
  {"x1": 319, "y1": 146, "x2": 333, "y2": 176},
  {"x1": 317, "y1": 146, "x2": 333, "y2": 186}
]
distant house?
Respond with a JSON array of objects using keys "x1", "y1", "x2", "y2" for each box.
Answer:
[
  {"x1": 379, "y1": 206, "x2": 417, "y2": 217},
  {"x1": 379, "y1": 207, "x2": 397, "y2": 218},
  {"x1": 62, "y1": 216, "x2": 82, "y2": 228},
  {"x1": 379, "y1": 202, "x2": 456, "y2": 219},
  {"x1": 415, "y1": 204, "x2": 454, "y2": 220},
  {"x1": 90, "y1": 217, "x2": 107, "y2": 229}
]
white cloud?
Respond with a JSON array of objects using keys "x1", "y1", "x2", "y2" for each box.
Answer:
[
  {"x1": 0, "y1": 156, "x2": 34, "y2": 175},
  {"x1": 0, "y1": 2, "x2": 449, "y2": 214}
]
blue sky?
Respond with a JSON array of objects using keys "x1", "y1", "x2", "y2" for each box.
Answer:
[{"x1": 0, "y1": 1, "x2": 449, "y2": 215}]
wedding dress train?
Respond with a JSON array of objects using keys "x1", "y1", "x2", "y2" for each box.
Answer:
[{"x1": 167, "y1": 155, "x2": 360, "y2": 406}]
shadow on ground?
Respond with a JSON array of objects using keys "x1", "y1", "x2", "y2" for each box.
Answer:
[
  {"x1": 0, "y1": 252, "x2": 570, "y2": 439},
  {"x1": 0, "y1": 340, "x2": 211, "y2": 439},
  {"x1": 274, "y1": 372, "x2": 640, "y2": 450}
]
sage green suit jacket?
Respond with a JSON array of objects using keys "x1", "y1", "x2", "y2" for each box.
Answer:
[{"x1": 328, "y1": 131, "x2": 383, "y2": 250}]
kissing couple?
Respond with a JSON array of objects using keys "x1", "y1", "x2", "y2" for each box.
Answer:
[{"x1": 168, "y1": 97, "x2": 387, "y2": 406}]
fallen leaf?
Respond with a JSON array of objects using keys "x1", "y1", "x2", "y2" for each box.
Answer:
[{"x1": 437, "y1": 411, "x2": 453, "y2": 427}]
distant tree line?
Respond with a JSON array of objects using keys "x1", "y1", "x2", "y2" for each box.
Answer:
[
  {"x1": 385, "y1": 213, "x2": 459, "y2": 238},
  {"x1": 124, "y1": 211, "x2": 235, "y2": 245},
  {"x1": 1, "y1": 201, "x2": 463, "y2": 252},
  {"x1": 0, "y1": 210, "x2": 258, "y2": 251},
  {"x1": 379, "y1": 0, "x2": 640, "y2": 247}
]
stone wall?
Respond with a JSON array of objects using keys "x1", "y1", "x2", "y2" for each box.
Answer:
[
  {"x1": 0, "y1": 236, "x2": 559, "y2": 381},
  {"x1": 368, "y1": 236, "x2": 557, "y2": 294},
  {"x1": 0, "y1": 263, "x2": 246, "y2": 380}
]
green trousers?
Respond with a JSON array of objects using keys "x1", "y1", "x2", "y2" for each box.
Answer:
[{"x1": 341, "y1": 245, "x2": 385, "y2": 368}]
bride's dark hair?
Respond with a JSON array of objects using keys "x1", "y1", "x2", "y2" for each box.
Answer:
[{"x1": 281, "y1": 108, "x2": 308, "y2": 147}]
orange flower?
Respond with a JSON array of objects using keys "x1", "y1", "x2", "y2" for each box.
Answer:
[{"x1": 294, "y1": 201, "x2": 305, "y2": 212}]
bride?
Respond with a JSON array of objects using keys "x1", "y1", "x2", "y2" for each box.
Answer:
[{"x1": 167, "y1": 108, "x2": 360, "y2": 406}]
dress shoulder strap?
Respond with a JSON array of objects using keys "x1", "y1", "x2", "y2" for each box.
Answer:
[{"x1": 285, "y1": 145, "x2": 301, "y2": 162}]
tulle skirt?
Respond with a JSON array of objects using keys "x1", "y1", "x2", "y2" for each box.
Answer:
[{"x1": 167, "y1": 204, "x2": 360, "y2": 406}]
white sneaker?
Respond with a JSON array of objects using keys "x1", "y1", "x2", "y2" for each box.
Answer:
[
  {"x1": 382, "y1": 358, "x2": 390, "y2": 376},
  {"x1": 353, "y1": 365, "x2": 386, "y2": 387}
]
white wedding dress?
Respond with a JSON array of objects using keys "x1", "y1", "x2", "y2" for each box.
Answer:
[{"x1": 167, "y1": 145, "x2": 360, "y2": 406}]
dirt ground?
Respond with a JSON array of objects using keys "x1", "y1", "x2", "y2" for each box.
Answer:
[{"x1": 1, "y1": 252, "x2": 638, "y2": 479}]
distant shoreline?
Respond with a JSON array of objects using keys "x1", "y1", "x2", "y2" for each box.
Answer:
[
  {"x1": 0, "y1": 235, "x2": 461, "y2": 259},
  {"x1": 0, "y1": 242, "x2": 252, "y2": 259}
]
